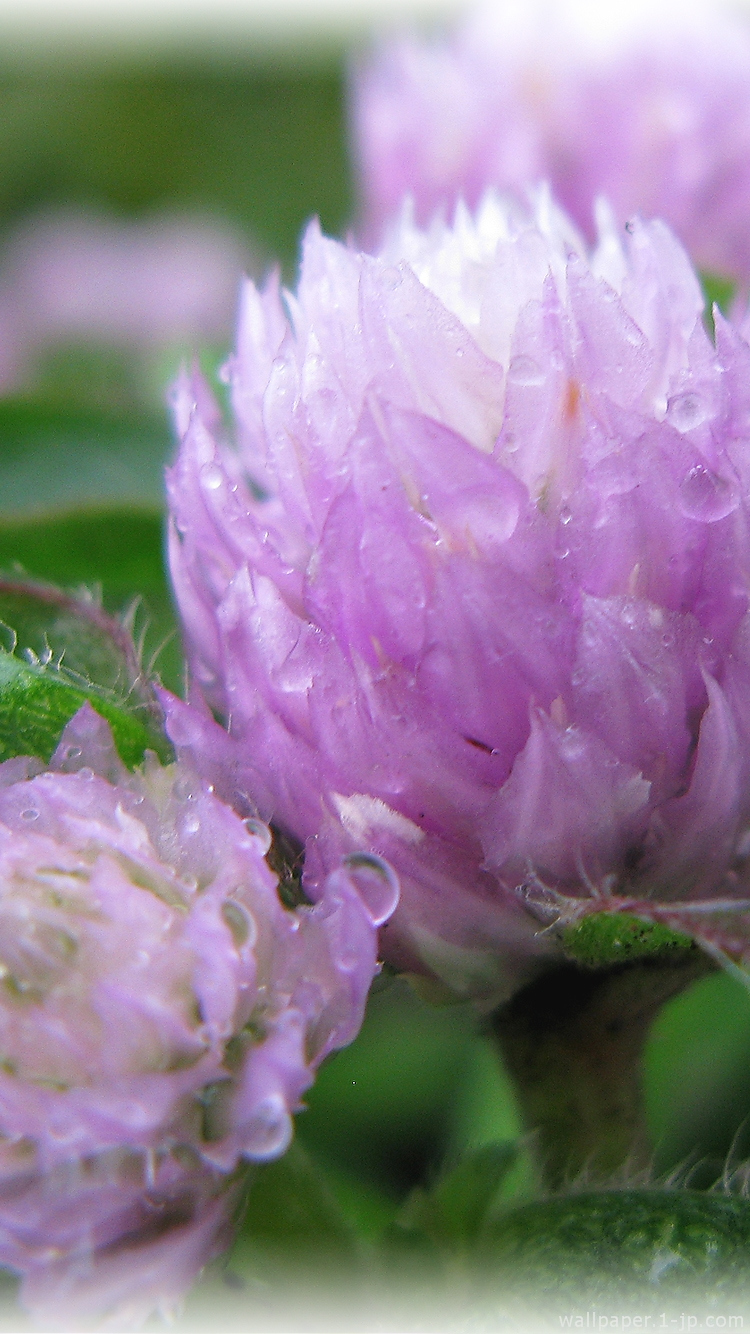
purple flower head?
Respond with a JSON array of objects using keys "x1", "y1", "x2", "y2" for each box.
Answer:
[
  {"x1": 0, "y1": 700, "x2": 390, "y2": 1323},
  {"x1": 353, "y1": 0, "x2": 750, "y2": 284},
  {"x1": 167, "y1": 189, "x2": 750, "y2": 1003}
]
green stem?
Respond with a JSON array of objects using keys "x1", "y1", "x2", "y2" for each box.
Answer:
[{"x1": 491, "y1": 949, "x2": 713, "y2": 1191}]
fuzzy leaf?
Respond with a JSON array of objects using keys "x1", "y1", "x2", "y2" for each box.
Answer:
[
  {"x1": 0, "y1": 507, "x2": 181, "y2": 691},
  {"x1": 0, "y1": 579, "x2": 172, "y2": 768}
]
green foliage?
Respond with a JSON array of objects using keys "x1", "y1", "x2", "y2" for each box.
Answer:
[
  {"x1": 393, "y1": 1143, "x2": 519, "y2": 1256},
  {"x1": 562, "y1": 912, "x2": 696, "y2": 969},
  {"x1": 225, "y1": 1142, "x2": 361, "y2": 1278},
  {"x1": 0, "y1": 506, "x2": 181, "y2": 691},
  {"x1": 646, "y1": 970, "x2": 750, "y2": 1178},
  {"x1": 0, "y1": 649, "x2": 159, "y2": 768},
  {"x1": 0, "y1": 398, "x2": 170, "y2": 515},
  {"x1": 0, "y1": 579, "x2": 172, "y2": 768},
  {"x1": 0, "y1": 58, "x2": 351, "y2": 276}
]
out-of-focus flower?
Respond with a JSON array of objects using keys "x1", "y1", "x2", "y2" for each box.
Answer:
[
  {"x1": 352, "y1": 0, "x2": 750, "y2": 285},
  {"x1": 167, "y1": 188, "x2": 750, "y2": 1003},
  {"x1": 0, "y1": 699, "x2": 392, "y2": 1324},
  {"x1": 0, "y1": 210, "x2": 251, "y2": 395}
]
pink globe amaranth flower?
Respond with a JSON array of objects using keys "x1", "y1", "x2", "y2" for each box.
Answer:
[
  {"x1": 352, "y1": 0, "x2": 750, "y2": 285},
  {"x1": 0, "y1": 700, "x2": 392, "y2": 1324},
  {"x1": 167, "y1": 189, "x2": 750, "y2": 1004}
]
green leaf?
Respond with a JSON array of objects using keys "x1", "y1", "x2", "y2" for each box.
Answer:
[
  {"x1": 479, "y1": 1189, "x2": 750, "y2": 1303},
  {"x1": 562, "y1": 912, "x2": 696, "y2": 969},
  {"x1": 0, "y1": 579, "x2": 172, "y2": 768},
  {"x1": 0, "y1": 506, "x2": 181, "y2": 691},
  {"x1": 0, "y1": 648, "x2": 168, "y2": 769}
]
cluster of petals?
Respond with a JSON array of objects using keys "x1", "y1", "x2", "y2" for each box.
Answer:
[
  {"x1": 0, "y1": 700, "x2": 391, "y2": 1323},
  {"x1": 168, "y1": 189, "x2": 750, "y2": 1003},
  {"x1": 352, "y1": 0, "x2": 750, "y2": 285}
]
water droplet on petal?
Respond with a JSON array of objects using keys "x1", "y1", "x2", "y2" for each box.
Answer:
[
  {"x1": 201, "y1": 463, "x2": 224, "y2": 491},
  {"x1": 342, "y1": 852, "x2": 399, "y2": 926},
  {"x1": 667, "y1": 393, "x2": 710, "y2": 433},
  {"x1": 241, "y1": 1095, "x2": 292, "y2": 1160},
  {"x1": 222, "y1": 900, "x2": 257, "y2": 949},
  {"x1": 508, "y1": 355, "x2": 545, "y2": 387},
  {"x1": 242, "y1": 818, "x2": 272, "y2": 855},
  {"x1": 20, "y1": 809, "x2": 38, "y2": 822},
  {"x1": 679, "y1": 465, "x2": 738, "y2": 522}
]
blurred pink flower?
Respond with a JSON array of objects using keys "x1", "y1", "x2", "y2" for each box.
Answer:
[
  {"x1": 353, "y1": 0, "x2": 750, "y2": 284},
  {"x1": 0, "y1": 210, "x2": 251, "y2": 392}
]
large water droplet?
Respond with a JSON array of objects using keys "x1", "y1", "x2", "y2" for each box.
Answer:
[
  {"x1": 241, "y1": 1095, "x2": 292, "y2": 1160},
  {"x1": 667, "y1": 393, "x2": 710, "y2": 433},
  {"x1": 20, "y1": 809, "x2": 39, "y2": 822},
  {"x1": 679, "y1": 465, "x2": 738, "y2": 522},
  {"x1": 342, "y1": 852, "x2": 399, "y2": 926}
]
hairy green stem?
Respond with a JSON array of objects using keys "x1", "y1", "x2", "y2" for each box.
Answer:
[{"x1": 491, "y1": 949, "x2": 713, "y2": 1190}]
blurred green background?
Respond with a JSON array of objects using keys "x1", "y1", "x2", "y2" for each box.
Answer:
[{"x1": 0, "y1": 37, "x2": 747, "y2": 1285}]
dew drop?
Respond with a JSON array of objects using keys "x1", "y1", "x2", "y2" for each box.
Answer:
[
  {"x1": 222, "y1": 900, "x2": 257, "y2": 949},
  {"x1": 560, "y1": 505, "x2": 573, "y2": 526},
  {"x1": 667, "y1": 393, "x2": 710, "y2": 433},
  {"x1": 20, "y1": 809, "x2": 39, "y2": 822},
  {"x1": 65, "y1": 747, "x2": 82, "y2": 761},
  {"x1": 78, "y1": 768, "x2": 94, "y2": 782},
  {"x1": 241, "y1": 1095, "x2": 292, "y2": 1160},
  {"x1": 342, "y1": 852, "x2": 399, "y2": 926},
  {"x1": 201, "y1": 463, "x2": 224, "y2": 491},
  {"x1": 679, "y1": 465, "x2": 738, "y2": 522},
  {"x1": 381, "y1": 265, "x2": 403, "y2": 292},
  {"x1": 508, "y1": 355, "x2": 545, "y2": 387},
  {"x1": 242, "y1": 818, "x2": 272, "y2": 855}
]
